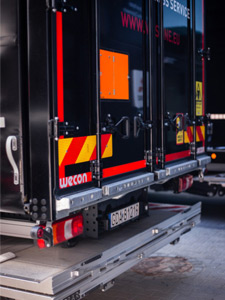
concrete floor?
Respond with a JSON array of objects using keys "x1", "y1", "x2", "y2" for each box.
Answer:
[{"x1": 85, "y1": 192, "x2": 225, "y2": 300}]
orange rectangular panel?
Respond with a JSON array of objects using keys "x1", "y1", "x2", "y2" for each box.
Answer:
[{"x1": 100, "y1": 49, "x2": 129, "y2": 100}]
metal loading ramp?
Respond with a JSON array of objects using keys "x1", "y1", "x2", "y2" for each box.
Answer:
[{"x1": 0, "y1": 202, "x2": 201, "y2": 300}]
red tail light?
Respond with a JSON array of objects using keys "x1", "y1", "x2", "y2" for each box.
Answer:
[
  {"x1": 52, "y1": 214, "x2": 83, "y2": 245},
  {"x1": 37, "y1": 239, "x2": 46, "y2": 249},
  {"x1": 178, "y1": 175, "x2": 193, "y2": 193}
]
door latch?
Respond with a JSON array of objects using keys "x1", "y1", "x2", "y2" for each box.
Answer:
[
  {"x1": 134, "y1": 114, "x2": 152, "y2": 138},
  {"x1": 164, "y1": 112, "x2": 185, "y2": 131}
]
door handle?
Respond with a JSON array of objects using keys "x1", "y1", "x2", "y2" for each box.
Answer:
[
  {"x1": 6, "y1": 136, "x2": 19, "y2": 185},
  {"x1": 118, "y1": 116, "x2": 130, "y2": 139}
]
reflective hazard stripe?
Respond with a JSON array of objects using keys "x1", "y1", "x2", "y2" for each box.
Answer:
[
  {"x1": 102, "y1": 160, "x2": 146, "y2": 179},
  {"x1": 75, "y1": 136, "x2": 96, "y2": 164},
  {"x1": 196, "y1": 125, "x2": 205, "y2": 145},
  {"x1": 101, "y1": 134, "x2": 113, "y2": 158},
  {"x1": 184, "y1": 126, "x2": 205, "y2": 145},
  {"x1": 165, "y1": 150, "x2": 191, "y2": 163},
  {"x1": 58, "y1": 134, "x2": 113, "y2": 179},
  {"x1": 184, "y1": 126, "x2": 194, "y2": 144},
  {"x1": 56, "y1": 12, "x2": 64, "y2": 122}
]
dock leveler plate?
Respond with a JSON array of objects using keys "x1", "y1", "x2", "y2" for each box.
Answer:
[{"x1": 0, "y1": 202, "x2": 201, "y2": 300}]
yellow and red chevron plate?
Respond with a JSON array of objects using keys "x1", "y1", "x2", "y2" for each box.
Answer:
[
  {"x1": 184, "y1": 125, "x2": 205, "y2": 144},
  {"x1": 58, "y1": 133, "x2": 112, "y2": 167},
  {"x1": 196, "y1": 125, "x2": 205, "y2": 143}
]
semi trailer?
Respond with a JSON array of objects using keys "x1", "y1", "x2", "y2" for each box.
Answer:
[
  {"x1": 0, "y1": 0, "x2": 210, "y2": 299},
  {"x1": 185, "y1": 0, "x2": 225, "y2": 197}
]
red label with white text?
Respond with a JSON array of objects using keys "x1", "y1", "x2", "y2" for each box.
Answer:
[{"x1": 59, "y1": 172, "x2": 92, "y2": 189}]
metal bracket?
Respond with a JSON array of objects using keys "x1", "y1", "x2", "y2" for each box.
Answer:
[
  {"x1": 49, "y1": 118, "x2": 80, "y2": 140},
  {"x1": 101, "y1": 280, "x2": 115, "y2": 292},
  {"x1": 59, "y1": 121, "x2": 80, "y2": 137},
  {"x1": 30, "y1": 225, "x2": 53, "y2": 247},
  {"x1": 90, "y1": 160, "x2": 102, "y2": 181},
  {"x1": 144, "y1": 150, "x2": 152, "y2": 166},
  {"x1": 24, "y1": 203, "x2": 31, "y2": 214},
  {"x1": 196, "y1": 113, "x2": 211, "y2": 126},
  {"x1": 198, "y1": 47, "x2": 211, "y2": 61},
  {"x1": 47, "y1": 0, "x2": 78, "y2": 12},
  {"x1": 190, "y1": 142, "x2": 196, "y2": 156},
  {"x1": 83, "y1": 205, "x2": 99, "y2": 238},
  {"x1": 49, "y1": 117, "x2": 59, "y2": 141}
]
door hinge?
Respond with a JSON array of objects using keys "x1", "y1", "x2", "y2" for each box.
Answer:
[
  {"x1": 49, "y1": 117, "x2": 59, "y2": 141},
  {"x1": 144, "y1": 150, "x2": 152, "y2": 166},
  {"x1": 190, "y1": 142, "x2": 196, "y2": 156},
  {"x1": 90, "y1": 160, "x2": 102, "y2": 181},
  {"x1": 156, "y1": 148, "x2": 165, "y2": 168},
  {"x1": 49, "y1": 118, "x2": 80, "y2": 140},
  {"x1": 47, "y1": 0, "x2": 78, "y2": 13}
]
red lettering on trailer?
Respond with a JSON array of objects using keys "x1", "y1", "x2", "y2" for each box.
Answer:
[
  {"x1": 121, "y1": 12, "x2": 180, "y2": 46},
  {"x1": 164, "y1": 29, "x2": 180, "y2": 45},
  {"x1": 59, "y1": 172, "x2": 91, "y2": 189}
]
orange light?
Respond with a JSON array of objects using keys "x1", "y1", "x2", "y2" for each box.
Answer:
[{"x1": 211, "y1": 153, "x2": 217, "y2": 160}]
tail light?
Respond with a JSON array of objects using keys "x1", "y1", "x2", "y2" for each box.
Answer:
[
  {"x1": 178, "y1": 175, "x2": 193, "y2": 193},
  {"x1": 52, "y1": 214, "x2": 83, "y2": 246},
  {"x1": 37, "y1": 239, "x2": 46, "y2": 249}
]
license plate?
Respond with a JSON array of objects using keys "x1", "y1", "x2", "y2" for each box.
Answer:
[{"x1": 109, "y1": 203, "x2": 140, "y2": 228}]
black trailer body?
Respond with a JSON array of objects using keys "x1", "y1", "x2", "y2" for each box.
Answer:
[
  {"x1": 0, "y1": 0, "x2": 28, "y2": 215},
  {"x1": 0, "y1": 0, "x2": 210, "y2": 247},
  {"x1": 205, "y1": 0, "x2": 225, "y2": 172}
]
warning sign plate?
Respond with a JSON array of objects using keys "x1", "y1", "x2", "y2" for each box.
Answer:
[
  {"x1": 176, "y1": 114, "x2": 184, "y2": 145},
  {"x1": 196, "y1": 81, "x2": 203, "y2": 116}
]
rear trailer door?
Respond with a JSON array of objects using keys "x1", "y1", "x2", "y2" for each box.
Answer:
[
  {"x1": 195, "y1": 0, "x2": 206, "y2": 155},
  {"x1": 99, "y1": 0, "x2": 148, "y2": 182},
  {"x1": 52, "y1": 2, "x2": 98, "y2": 196},
  {"x1": 0, "y1": 0, "x2": 27, "y2": 215},
  {"x1": 162, "y1": 0, "x2": 193, "y2": 165}
]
